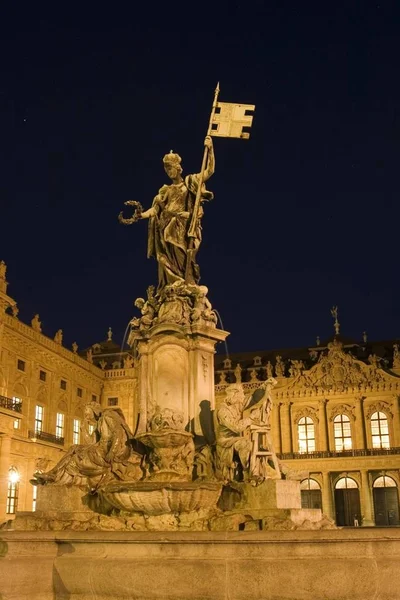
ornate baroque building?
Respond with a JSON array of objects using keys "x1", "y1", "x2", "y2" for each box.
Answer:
[{"x1": 1, "y1": 261, "x2": 399, "y2": 527}]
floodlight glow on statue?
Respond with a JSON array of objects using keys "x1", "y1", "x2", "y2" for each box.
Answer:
[{"x1": 119, "y1": 84, "x2": 255, "y2": 291}]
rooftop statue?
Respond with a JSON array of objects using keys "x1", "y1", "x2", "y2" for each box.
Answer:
[
  {"x1": 31, "y1": 402, "x2": 143, "y2": 490},
  {"x1": 119, "y1": 137, "x2": 214, "y2": 291}
]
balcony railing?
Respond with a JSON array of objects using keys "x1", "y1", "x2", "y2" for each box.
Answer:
[
  {"x1": 278, "y1": 447, "x2": 400, "y2": 460},
  {"x1": 0, "y1": 395, "x2": 22, "y2": 413},
  {"x1": 28, "y1": 430, "x2": 64, "y2": 446}
]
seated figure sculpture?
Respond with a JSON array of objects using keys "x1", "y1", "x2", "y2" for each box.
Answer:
[
  {"x1": 215, "y1": 379, "x2": 278, "y2": 483},
  {"x1": 31, "y1": 402, "x2": 144, "y2": 490}
]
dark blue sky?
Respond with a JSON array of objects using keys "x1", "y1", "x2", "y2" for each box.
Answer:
[{"x1": 1, "y1": 2, "x2": 399, "y2": 353}]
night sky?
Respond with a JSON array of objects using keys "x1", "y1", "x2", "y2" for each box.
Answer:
[{"x1": 1, "y1": 2, "x2": 399, "y2": 355}]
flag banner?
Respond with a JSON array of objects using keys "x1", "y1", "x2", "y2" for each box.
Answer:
[{"x1": 210, "y1": 102, "x2": 255, "y2": 139}]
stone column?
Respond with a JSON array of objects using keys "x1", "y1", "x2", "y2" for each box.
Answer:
[
  {"x1": 318, "y1": 399, "x2": 329, "y2": 452},
  {"x1": 322, "y1": 471, "x2": 334, "y2": 521},
  {"x1": 391, "y1": 395, "x2": 400, "y2": 447},
  {"x1": 354, "y1": 395, "x2": 367, "y2": 450},
  {"x1": 271, "y1": 402, "x2": 281, "y2": 454},
  {"x1": 0, "y1": 434, "x2": 12, "y2": 521},
  {"x1": 360, "y1": 469, "x2": 374, "y2": 526},
  {"x1": 280, "y1": 401, "x2": 292, "y2": 454}
]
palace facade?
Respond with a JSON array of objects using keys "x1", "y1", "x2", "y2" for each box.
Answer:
[{"x1": 1, "y1": 261, "x2": 399, "y2": 527}]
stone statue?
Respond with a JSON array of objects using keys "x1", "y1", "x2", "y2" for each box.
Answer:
[
  {"x1": 266, "y1": 361, "x2": 273, "y2": 378},
  {"x1": 249, "y1": 369, "x2": 259, "y2": 382},
  {"x1": 11, "y1": 304, "x2": 19, "y2": 318},
  {"x1": 99, "y1": 359, "x2": 107, "y2": 370},
  {"x1": 123, "y1": 354, "x2": 134, "y2": 368},
  {"x1": 234, "y1": 363, "x2": 242, "y2": 383},
  {"x1": 107, "y1": 327, "x2": 113, "y2": 341},
  {"x1": 31, "y1": 314, "x2": 42, "y2": 332},
  {"x1": 87, "y1": 348, "x2": 93, "y2": 363},
  {"x1": 132, "y1": 298, "x2": 155, "y2": 330},
  {"x1": 31, "y1": 402, "x2": 143, "y2": 489},
  {"x1": 215, "y1": 381, "x2": 275, "y2": 482},
  {"x1": 54, "y1": 329, "x2": 63, "y2": 345},
  {"x1": 190, "y1": 285, "x2": 217, "y2": 325},
  {"x1": 275, "y1": 355, "x2": 285, "y2": 377},
  {"x1": 72, "y1": 342, "x2": 78, "y2": 354},
  {"x1": 393, "y1": 344, "x2": 400, "y2": 369},
  {"x1": 119, "y1": 137, "x2": 215, "y2": 291},
  {"x1": 368, "y1": 354, "x2": 381, "y2": 370},
  {"x1": 289, "y1": 359, "x2": 305, "y2": 378},
  {"x1": 0, "y1": 260, "x2": 6, "y2": 279},
  {"x1": 157, "y1": 282, "x2": 191, "y2": 325}
]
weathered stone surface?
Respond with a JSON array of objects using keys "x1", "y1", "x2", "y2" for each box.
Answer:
[
  {"x1": 218, "y1": 479, "x2": 301, "y2": 512},
  {"x1": 1, "y1": 529, "x2": 400, "y2": 599}
]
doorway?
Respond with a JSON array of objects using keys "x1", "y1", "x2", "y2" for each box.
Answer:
[
  {"x1": 373, "y1": 475, "x2": 400, "y2": 526},
  {"x1": 334, "y1": 476, "x2": 361, "y2": 526}
]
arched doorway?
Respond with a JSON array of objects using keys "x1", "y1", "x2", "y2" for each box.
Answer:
[
  {"x1": 373, "y1": 475, "x2": 400, "y2": 526},
  {"x1": 334, "y1": 476, "x2": 361, "y2": 526},
  {"x1": 300, "y1": 478, "x2": 322, "y2": 509}
]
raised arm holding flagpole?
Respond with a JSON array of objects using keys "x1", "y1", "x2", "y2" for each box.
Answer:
[{"x1": 119, "y1": 84, "x2": 255, "y2": 292}]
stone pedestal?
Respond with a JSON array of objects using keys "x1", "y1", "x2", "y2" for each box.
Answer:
[{"x1": 134, "y1": 321, "x2": 228, "y2": 435}]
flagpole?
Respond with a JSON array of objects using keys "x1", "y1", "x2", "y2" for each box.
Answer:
[{"x1": 185, "y1": 83, "x2": 220, "y2": 283}]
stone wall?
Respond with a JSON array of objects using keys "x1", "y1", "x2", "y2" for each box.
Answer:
[{"x1": 1, "y1": 529, "x2": 400, "y2": 599}]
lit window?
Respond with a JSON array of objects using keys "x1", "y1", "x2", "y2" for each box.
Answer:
[
  {"x1": 335, "y1": 476, "x2": 358, "y2": 489},
  {"x1": 373, "y1": 475, "x2": 397, "y2": 488},
  {"x1": 370, "y1": 411, "x2": 390, "y2": 449},
  {"x1": 56, "y1": 412, "x2": 64, "y2": 439},
  {"x1": 298, "y1": 416, "x2": 315, "y2": 453},
  {"x1": 77, "y1": 387, "x2": 83, "y2": 398},
  {"x1": 12, "y1": 396, "x2": 21, "y2": 409},
  {"x1": 73, "y1": 419, "x2": 80, "y2": 444},
  {"x1": 32, "y1": 484, "x2": 37, "y2": 512},
  {"x1": 13, "y1": 418, "x2": 20, "y2": 430},
  {"x1": 108, "y1": 397, "x2": 118, "y2": 406},
  {"x1": 60, "y1": 380, "x2": 67, "y2": 391},
  {"x1": 17, "y1": 359, "x2": 25, "y2": 372},
  {"x1": 39, "y1": 370, "x2": 46, "y2": 382},
  {"x1": 300, "y1": 478, "x2": 322, "y2": 509},
  {"x1": 35, "y1": 405, "x2": 43, "y2": 434},
  {"x1": 7, "y1": 467, "x2": 20, "y2": 514},
  {"x1": 334, "y1": 414, "x2": 352, "y2": 451}
]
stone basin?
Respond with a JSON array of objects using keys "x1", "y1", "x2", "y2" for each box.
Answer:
[
  {"x1": 99, "y1": 480, "x2": 222, "y2": 515},
  {"x1": 136, "y1": 430, "x2": 193, "y2": 449}
]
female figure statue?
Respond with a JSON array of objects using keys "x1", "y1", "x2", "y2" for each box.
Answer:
[{"x1": 120, "y1": 136, "x2": 215, "y2": 291}]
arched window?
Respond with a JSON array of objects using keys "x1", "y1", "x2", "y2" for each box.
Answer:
[
  {"x1": 370, "y1": 411, "x2": 390, "y2": 449},
  {"x1": 300, "y1": 478, "x2": 322, "y2": 509},
  {"x1": 373, "y1": 475, "x2": 397, "y2": 488},
  {"x1": 6, "y1": 467, "x2": 20, "y2": 514},
  {"x1": 298, "y1": 416, "x2": 315, "y2": 453},
  {"x1": 335, "y1": 476, "x2": 358, "y2": 489},
  {"x1": 333, "y1": 414, "x2": 352, "y2": 451},
  {"x1": 373, "y1": 475, "x2": 399, "y2": 526}
]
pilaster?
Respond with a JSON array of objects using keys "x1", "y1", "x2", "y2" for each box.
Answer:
[{"x1": 360, "y1": 469, "x2": 374, "y2": 526}]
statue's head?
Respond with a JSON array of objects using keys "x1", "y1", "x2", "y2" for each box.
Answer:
[
  {"x1": 225, "y1": 383, "x2": 245, "y2": 407},
  {"x1": 163, "y1": 151, "x2": 183, "y2": 180},
  {"x1": 85, "y1": 401, "x2": 102, "y2": 421},
  {"x1": 134, "y1": 297, "x2": 145, "y2": 309}
]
